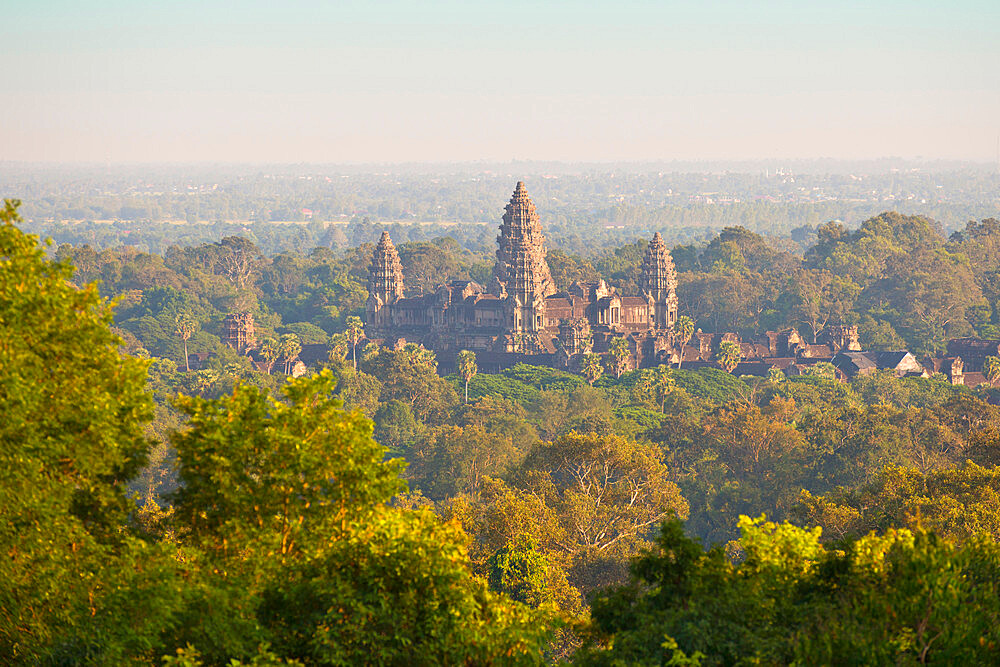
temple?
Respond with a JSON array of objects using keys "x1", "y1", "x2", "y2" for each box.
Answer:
[
  {"x1": 366, "y1": 182, "x2": 682, "y2": 371},
  {"x1": 206, "y1": 181, "x2": 988, "y2": 387}
]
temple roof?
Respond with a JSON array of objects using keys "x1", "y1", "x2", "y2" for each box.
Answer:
[{"x1": 376, "y1": 230, "x2": 396, "y2": 250}]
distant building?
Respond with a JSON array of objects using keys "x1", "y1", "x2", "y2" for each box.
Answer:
[
  {"x1": 831, "y1": 350, "x2": 926, "y2": 379},
  {"x1": 365, "y1": 182, "x2": 679, "y2": 371},
  {"x1": 922, "y1": 356, "x2": 964, "y2": 385},
  {"x1": 363, "y1": 182, "x2": 861, "y2": 374},
  {"x1": 222, "y1": 312, "x2": 257, "y2": 354},
  {"x1": 946, "y1": 338, "x2": 1000, "y2": 373}
]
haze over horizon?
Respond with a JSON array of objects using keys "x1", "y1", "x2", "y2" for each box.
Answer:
[{"x1": 3, "y1": 0, "x2": 998, "y2": 164}]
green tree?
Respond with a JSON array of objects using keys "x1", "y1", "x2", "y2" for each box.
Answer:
[
  {"x1": 372, "y1": 399, "x2": 418, "y2": 453},
  {"x1": 861, "y1": 248, "x2": 984, "y2": 355},
  {"x1": 260, "y1": 337, "x2": 281, "y2": 374},
  {"x1": 518, "y1": 432, "x2": 689, "y2": 593},
  {"x1": 362, "y1": 344, "x2": 458, "y2": 424},
  {"x1": 457, "y1": 350, "x2": 478, "y2": 403},
  {"x1": 985, "y1": 355, "x2": 1000, "y2": 387},
  {"x1": 257, "y1": 507, "x2": 549, "y2": 665},
  {"x1": 327, "y1": 332, "x2": 349, "y2": 365},
  {"x1": 0, "y1": 199, "x2": 174, "y2": 662},
  {"x1": 486, "y1": 535, "x2": 550, "y2": 607},
  {"x1": 796, "y1": 462, "x2": 1000, "y2": 543},
  {"x1": 345, "y1": 315, "x2": 365, "y2": 370},
  {"x1": 171, "y1": 369, "x2": 402, "y2": 558},
  {"x1": 716, "y1": 340, "x2": 742, "y2": 373},
  {"x1": 650, "y1": 364, "x2": 676, "y2": 413},
  {"x1": 408, "y1": 424, "x2": 523, "y2": 500},
  {"x1": 607, "y1": 338, "x2": 631, "y2": 379},
  {"x1": 581, "y1": 515, "x2": 1000, "y2": 666},
  {"x1": 332, "y1": 366, "x2": 384, "y2": 418},
  {"x1": 673, "y1": 315, "x2": 695, "y2": 368},
  {"x1": 578, "y1": 353, "x2": 604, "y2": 385},
  {"x1": 278, "y1": 333, "x2": 302, "y2": 375},
  {"x1": 170, "y1": 370, "x2": 550, "y2": 663},
  {"x1": 173, "y1": 311, "x2": 197, "y2": 372},
  {"x1": 800, "y1": 360, "x2": 837, "y2": 380}
]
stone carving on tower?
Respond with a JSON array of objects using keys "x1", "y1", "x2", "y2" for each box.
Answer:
[
  {"x1": 366, "y1": 231, "x2": 404, "y2": 337},
  {"x1": 640, "y1": 232, "x2": 679, "y2": 330},
  {"x1": 494, "y1": 182, "x2": 556, "y2": 349}
]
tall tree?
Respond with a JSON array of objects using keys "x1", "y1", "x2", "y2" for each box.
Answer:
[
  {"x1": 716, "y1": 340, "x2": 742, "y2": 373},
  {"x1": 215, "y1": 236, "x2": 262, "y2": 289},
  {"x1": 345, "y1": 315, "x2": 365, "y2": 370},
  {"x1": 651, "y1": 364, "x2": 676, "y2": 413},
  {"x1": 790, "y1": 268, "x2": 858, "y2": 342},
  {"x1": 362, "y1": 344, "x2": 458, "y2": 424},
  {"x1": 173, "y1": 311, "x2": 197, "y2": 372},
  {"x1": 260, "y1": 337, "x2": 281, "y2": 374},
  {"x1": 457, "y1": 350, "x2": 477, "y2": 403},
  {"x1": 0, "y1": 199, "x2": 170, "y2": 661},
  {"x1": 578, "y1": 353, "x2": 604, "y2": 386},
  {"x1": 278, "y1": 333, "x2": 302, "y2": 375},
  {"x1": 517, "y1": 432, "x2": 689, "y2": 588},
  {"x1": 607, "y1": 338, "x2": 631, "y2": 379},
  {"x1": 673, "y1": 315, "x2": 695, "y2": 369},
  {"x1": 581, "y1": 516, "x2": 1000, "y2": 666},
  {"x1": 170, "y1": 370, "x2": 550, "y2": 663}
]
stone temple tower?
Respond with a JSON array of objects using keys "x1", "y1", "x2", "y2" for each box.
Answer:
[
  {"x1": 494, "y1": 182, "x2": 556, "y2": 338},
  {"x1": 366, "y1": 231, "x2": 404, "y2": 337},
  {"x1": 640, "y1": 232, "x2": 678, "y2": 330}
]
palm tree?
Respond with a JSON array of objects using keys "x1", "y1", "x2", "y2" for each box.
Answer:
[
  {"x1": 260, "y1": 337, "x2": 281, "y2": 374},
  {"x1": 578, "y1": 353, "x2": 603, "y2": 385},
  {"x1": 985, "y1": 355, "x2": 1000, "y2": 387},
  {"x1": 608, "y1": 337, "x2": 631, "y2": 378},
  {"x1": 345, "y1": 316, "x2": 365, "y2": 370},
  {"x1": 173, "y1": 311, "x2": 197, "y2": 372},
  {"x1": 327, "y1": 333, "x2": 349, "y2": 365},
  {"x1": 457, "y1": 350, "x2": 477, "y2": 403},
  {"x1": 716, "y1": 341, "x2": 742, "y2": 374},
  {"x1": 279, "y1": 333, "x2": 302, "y2": 375},
  {"x1": 193, "y1": 369, "x2": 218, "y2": 394},
  {"x1": 674, "y1": 316, "x2": 695, "y2": 369},
  {"x1": 652, "y1": 364, "x2": 675, "y2": 413}
]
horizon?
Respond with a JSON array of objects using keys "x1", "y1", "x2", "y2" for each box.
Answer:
[
  {"x1": 2, "y1": 156, "x2": 997, "y2": 175},
  {"x1": 3, "y1": 1, "x2": 998, "y2": 164}
]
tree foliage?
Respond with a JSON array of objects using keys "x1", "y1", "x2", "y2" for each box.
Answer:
[{"x1": 581, "y1": 516, "x2": 1000, "y2": 666}]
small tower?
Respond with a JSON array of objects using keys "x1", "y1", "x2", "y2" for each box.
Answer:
[
  {"x1": 819, "y1": 324, "x2": 862, "y2": 352},
  {"x1": 223, "y1": 312, "x2": 257, "y2": 354},
  {"x1": 366, "y1": 231, "x2": 404, "y2": 337},
  {"x1": 640, "y1": 232, "x2": 678, "y2": 329}
]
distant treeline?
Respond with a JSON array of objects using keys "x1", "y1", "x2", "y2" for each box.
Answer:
[{"x1": 6, "y1": 166, "x2": 999, "y2": 255}]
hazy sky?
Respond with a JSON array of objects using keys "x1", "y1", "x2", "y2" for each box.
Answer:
[{"x1": 2, "y1": 0, "x2": 998, "y2": 163}]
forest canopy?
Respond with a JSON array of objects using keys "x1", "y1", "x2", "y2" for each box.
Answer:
[{"x1": 6, "y1": 195, "x2": 1000, "y2": 664}]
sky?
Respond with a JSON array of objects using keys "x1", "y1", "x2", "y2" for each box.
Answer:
[{"x1": 2, "y1": 0, "x2": 998, "y2": 163}]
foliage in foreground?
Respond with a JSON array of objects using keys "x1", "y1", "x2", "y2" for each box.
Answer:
[
  {"x1": 0, "y1": 202, "x2": 551, "y2": 665},
  {"x1": 580, "y1": 516, "x2": 1000, "y2": 666}
]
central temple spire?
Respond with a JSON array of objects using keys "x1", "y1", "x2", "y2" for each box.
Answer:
[
  {"x1": 494, "y1": 181, "x2": 556, "y2": 303},
  {"x1": 493, "y1": 182, "x2": 556, "y2": 343}
]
